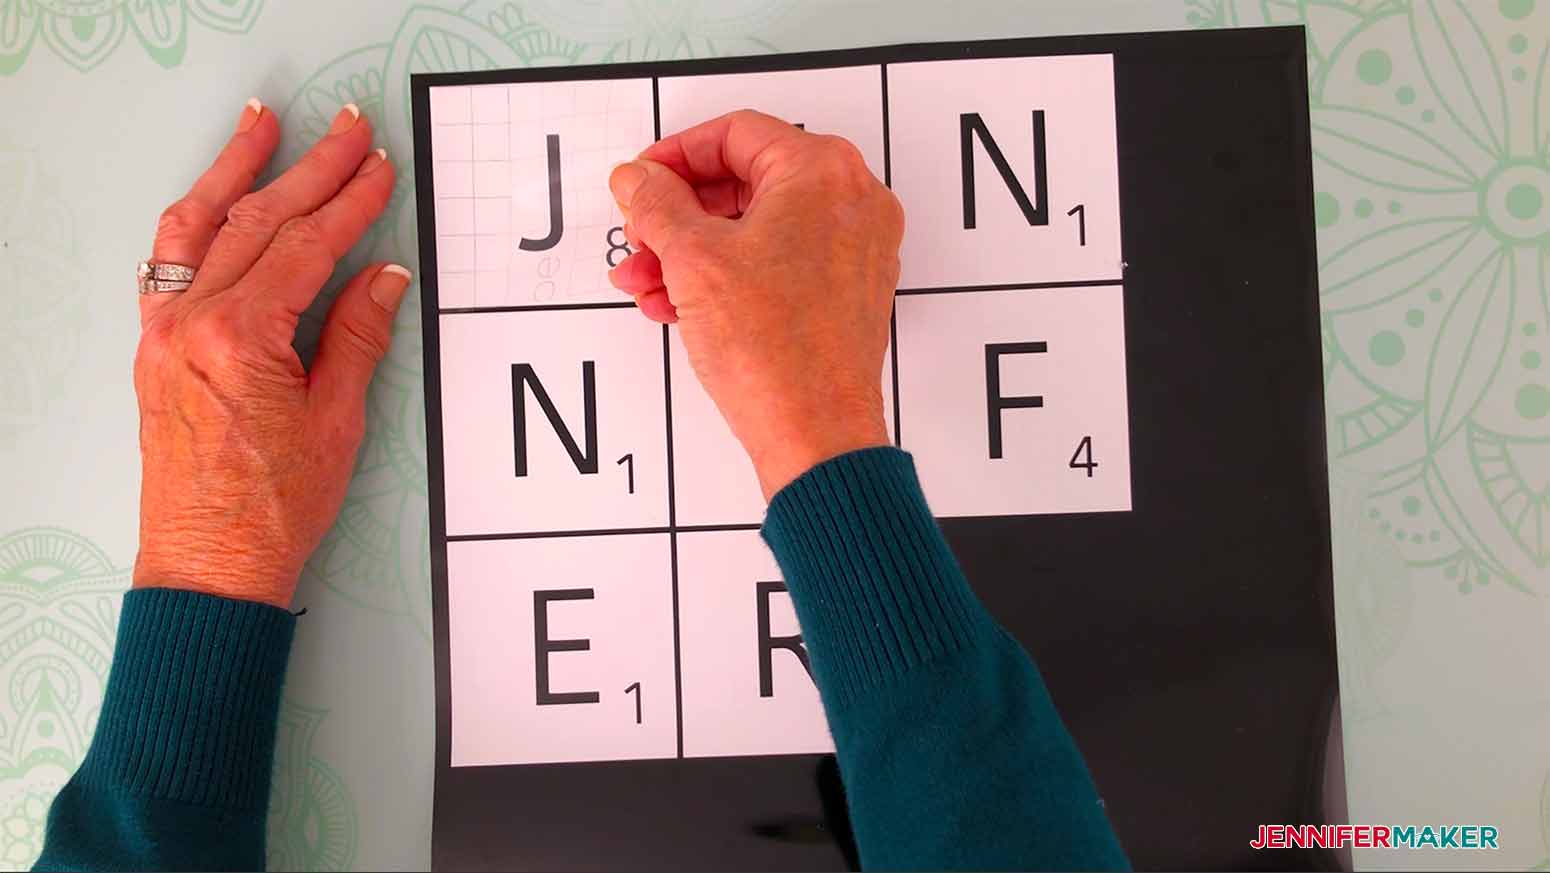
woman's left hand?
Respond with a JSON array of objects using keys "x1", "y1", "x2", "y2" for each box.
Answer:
[{"x1": 133, "y1": 99, "x2": 408, "y2": 609}]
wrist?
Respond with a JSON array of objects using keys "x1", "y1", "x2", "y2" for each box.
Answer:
[
  {"x1": 747, "y1": 416, "x2": 891, "y2": 501},
  {"x1": 134, "y1": 538, "x2": 299, "y2": 610}
]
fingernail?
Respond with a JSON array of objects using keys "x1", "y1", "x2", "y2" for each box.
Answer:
[
  {"x1": 355, "y1": 147, "x2": 388, "y2": 177},
  {"x1": 370, "y1": 264, "x2": 412, "y2": 310},
  {"x1": 609, "y1": 161, "x2": 648, "y2": 210},
  {"x1": 236, "y1": 97, "x2": 263, "y2": 133},
  {"x1": 329, "y1": 103, "x2": 361, "y2": 135}
]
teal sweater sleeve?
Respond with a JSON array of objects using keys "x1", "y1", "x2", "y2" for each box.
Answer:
[
  {"x1": 34, "y1": 588, "x2": 295, "y2": 872},
  {"x1": 762, "y1": 447, "x2": 1129, "y2": 872}
]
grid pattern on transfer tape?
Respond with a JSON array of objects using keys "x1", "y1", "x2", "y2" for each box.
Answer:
[{"x1": 424, "y1": 53, "x2": 1134, "y2": 769}]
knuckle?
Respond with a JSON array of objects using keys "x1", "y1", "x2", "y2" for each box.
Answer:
[
  {"x1": 628, "y1": 183, "x2": 682, "y2": 247},
  {"x1": 813, "y1": 136, "x2": 873, "y2": 186},
  {"x1": 883, "y1": 187, "x2": 906, "y2": 233},
  {"x1": 725, "y1": 108, "x2": 768, "y2": 126},
  {"x1": 277, "y1": 214, "x2": 324, "y2": 247},
  {"x1": 294, "y1": 146, "x2": 355, "y2": 192},
  {"x1": 629, "y1": 179, "x2": 673, "y2": 222},
  {"x1": 762, "y1": 137, "x2": 807, "y2": 169},
  {"x1": 275, "y1": 215, "x2": 335, "y2": 264},
  {"x1": 327, "y1": 403, "x2": 368, "y2": 452},
  {"x1": 133, "y1": 318, "x2": 175, "y2": 379},
  {"x1": 156, "y1": 198, "x2": 209, "y2": 241},
  {"x1": 336, "y1": 191, "x2": 378, "y2": 238},
  {"x1": 679, "y1": 237, "x2": 729, "y2": 278},
  {"x1": 818, "y1": 134, "x2": 866, "y2": 168},
  {"x1": 336, "y1": 316, "x2": 391, "y2": 364},
  {"x1": 226, "y1": 193, "x2": 280, "y2": 233},
  {"x1": 187, "y1": 309, "x2": 246, "y2": 362},
  {"x1": 293, "y1": 147, "x2": 332, "y2": 179},
  {"x1": 138, "y1": 311, "x2": 177, "y2": 353}
]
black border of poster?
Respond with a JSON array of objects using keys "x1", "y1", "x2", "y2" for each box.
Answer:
[{"x1": 414, "y1": 24, "x2": 1335, "y2": 871}]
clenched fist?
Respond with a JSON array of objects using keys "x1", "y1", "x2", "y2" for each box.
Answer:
[{"x1": 607, "y1": 110, "x2": 903, "y2": 498}]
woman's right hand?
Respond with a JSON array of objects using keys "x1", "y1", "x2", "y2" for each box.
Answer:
[{"x1": 606, "y1": 110, "x2": 904, "y2": 499}]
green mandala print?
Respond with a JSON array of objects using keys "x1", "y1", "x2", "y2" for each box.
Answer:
[
  {"x1": 1326, "y1": 467, "x2": 1414, "y2": 722},
  {"x1": 0, "y1": 140, "x2": 84, "y2": 446},
  {"x1": 285, "y1": 1, "x2": 785, "y2": 640},
  {"x1": 523, "y1": 0, "x2": 788, "y2": 61},
  {"x1": 1537, "y1": 768, "x2": 1550, "y2": 869},
  {"x1": 267, "y1": 701, "x2": 359, "y2": 872},
  {"x1": 1187, "y1": 1, "x2": 1550, "y2": 599},
  {"x1": 0, "y1": 528, "x2": 123, "y2": 871},
  {"x1": 0, "y1": 0, "x2": 265, "y2": 74},
  {"x1": 0, "y1": 528, "x2": 357, "y2": 870}
]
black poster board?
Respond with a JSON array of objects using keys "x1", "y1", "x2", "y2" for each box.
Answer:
[{"x1": 412, "y1": 25, "x2": 1337, "y2": 871}]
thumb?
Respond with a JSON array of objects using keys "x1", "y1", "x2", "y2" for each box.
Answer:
[
  {"x1": 609, "y1": 159, "x2": 710, "y2": 258},
  {"x1": 310, "y1": 262, "x2": 411, "y2": 415}
]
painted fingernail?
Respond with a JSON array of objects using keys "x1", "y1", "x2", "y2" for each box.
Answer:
[
  {"x1": 370, "y1": 264, "x2": 412, "y2": 310},
  {"x1": 236, "y1": 97, "x2": 263, "y2": 133},
  {"x1": 609, "y1": 161, "x2": 648, "y2": 210},
  {"x1": 355, "y1": 147, "x2": 388, "y2": 177},
  {"x1": 328, "y1": 103, "x2": 361, "y2": 135}
]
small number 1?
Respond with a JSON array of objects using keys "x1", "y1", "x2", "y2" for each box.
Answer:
[
  {"x1": 1067, "y1": 204, "x2": 1087, "y2": 247},
  {"x1": 624, "y1": 682, "x2": 642, "y2": 724},
  {"x1": 617, "y1": 453, "x2": 634, "y2": 494}
]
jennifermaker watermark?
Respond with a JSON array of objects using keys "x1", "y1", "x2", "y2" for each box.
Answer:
[{"x1": 1251, "y1": 824, "x2": 1500, "y2": 850}]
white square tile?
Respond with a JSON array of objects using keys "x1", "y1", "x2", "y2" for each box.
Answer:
[
  {"x1": 541, "y1": 81, "x2": 577, "y2": 118},
  {"x1": 888, "y1": 55, "x2": 1122, "y2": 288},
  {"x1": 575, "y1": 82, "x2": 609, "y2": 114},
  {"x1": 435, "y1": 197, "x2": 475, "y2": 236},
  {"x1": 438, "y1": 308, "x2": 669, "y2": 535},
  {"x1": 430, "y1": 85, "x2": 471, "y2": 125},
  {"x1": 605, "y1": 112, "x2": 640, "y2": 151},
  {"x1": 448, "y1": 534, "x2": 677, "y2": 766},
  {"x1": 668, "y1": 329, "x2": 895, "y2": 526},
  {"x1": 678, "y1": 530, "x2": 833, "y2": 759},
  {"x1": 472, "y1": 161, "x2": 511, "y2": 196},
  {"x1": 895, "y1": 285, "x2": 1131, "y2": 517},
  {"x1": 435, "y1": 161, "x2": 474, "y2": 197},
  {"x1": 658, "y1": 65, "x2": 886, "y2": 181},
  {"x1": 437, "y1": 271, "x2": 476, "y2": 308},
  {"x1": 474, "y1": 271, "x2": 507, "y2": 304},
  {"x1": 473, "y1": 123, "x2": 508, "y2": 161},
  {"x1": 437, "y1": 235, "x2": 475, "y2": 272},
  {"x1": 509, "y1": 120, "x2": 547, "y2": 160},
  {"x1": 474, "y1": 234, "x2": 510, "y2": 271},
  {"x1": 431, "y1": 124, "x2": 473, "y2": 161},
  {"x1": 473, "y1": 197, "x2": 511, "y2": 235},
  {"x1": 496, "y1": 78, "x2": 654, "y2": 307},
  {"x1": 509, "y1": 83, "x2": 539, "y2": 123},
  {"x1": 470, "y1": 85, "x2": 508, "y2": 124}
]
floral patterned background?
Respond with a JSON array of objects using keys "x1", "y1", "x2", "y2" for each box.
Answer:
[{"x1": 0, "y1": 0, "x2": 1545, "y2": 869}]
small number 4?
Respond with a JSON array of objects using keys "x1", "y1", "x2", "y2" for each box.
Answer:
[{"x1": 1070, "y1": 436, "x2": 1097, "y2": 477}]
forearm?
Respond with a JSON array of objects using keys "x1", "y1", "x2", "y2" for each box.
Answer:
[
  {"x1": 36, "y1": 588, "x2": 294, "y2": 872},
  {"x1": 762, "y1": 448, "x2": 1128, "y2": 871}
]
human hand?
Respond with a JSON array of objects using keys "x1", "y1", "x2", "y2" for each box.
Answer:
[
  {"x1": 606, "y1": 110, "x2": 903, "y2": 499},
  {"x1": 133, "y1": 99, "x2": 407, "y2": 609}
]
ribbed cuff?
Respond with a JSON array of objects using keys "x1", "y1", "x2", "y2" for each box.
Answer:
[
  {"x1": 76, "y1": 588, "x2": 296, "y2": 811},
  {"x1": 761, "y1": 447, "x2": 991, "y2": 705}
]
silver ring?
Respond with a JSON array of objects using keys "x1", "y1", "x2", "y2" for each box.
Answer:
[{"x1": 137, "y1": 260, "x2": 197, "y2": 295}]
